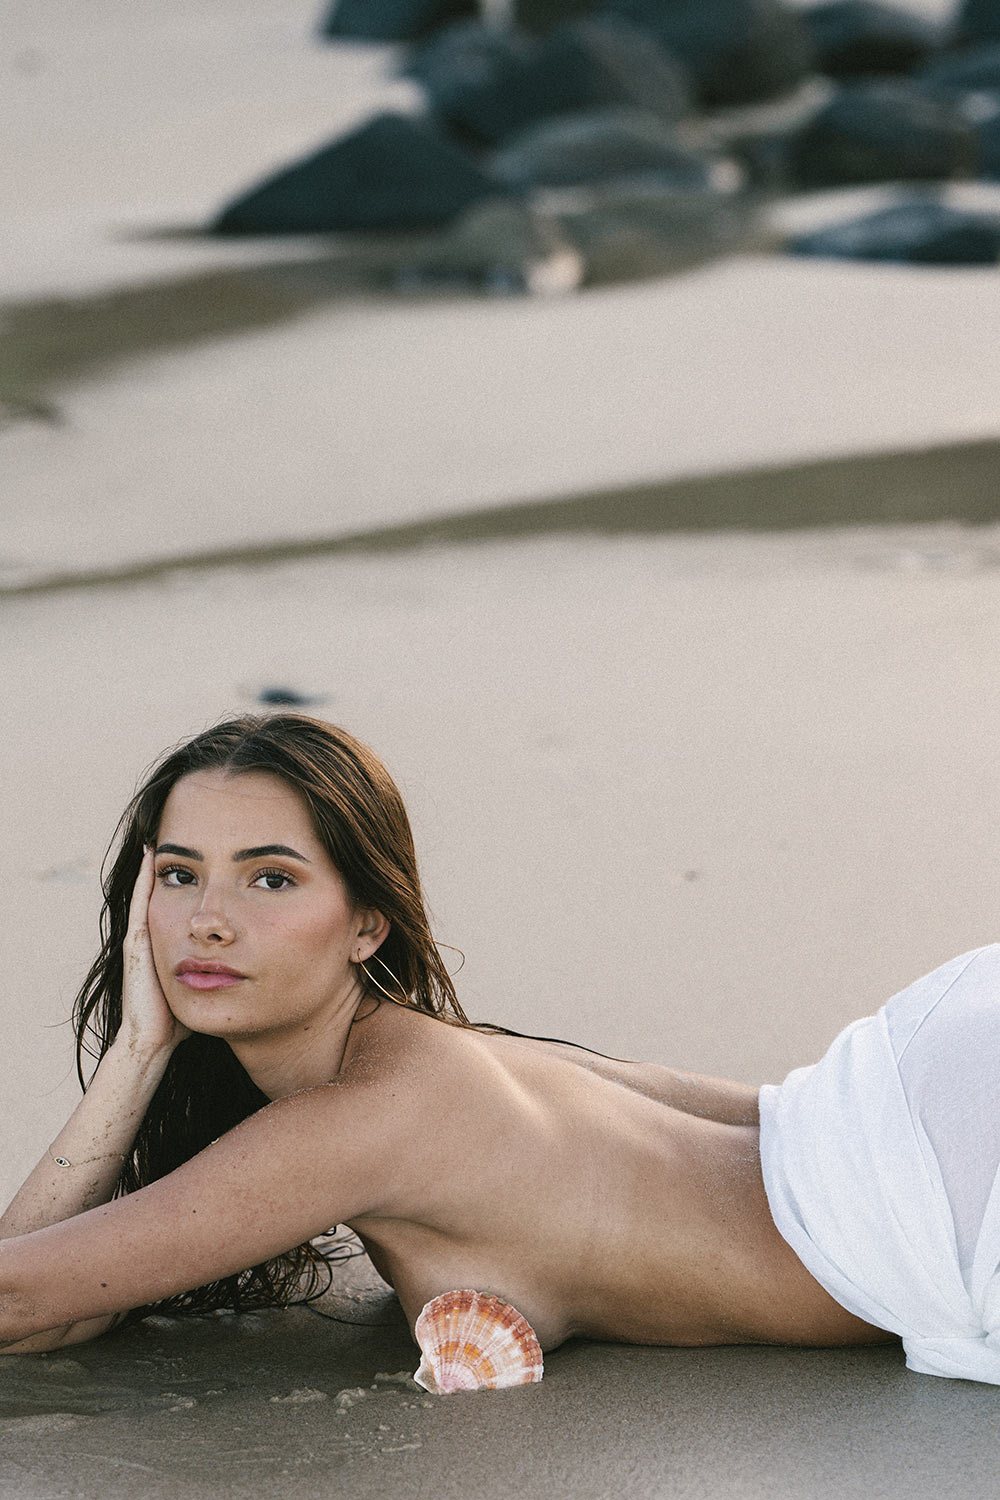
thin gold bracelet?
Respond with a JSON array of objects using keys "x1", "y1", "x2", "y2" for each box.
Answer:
[{"x1": 49, "y1": 1149, "x2": 128, "y2": 1170}]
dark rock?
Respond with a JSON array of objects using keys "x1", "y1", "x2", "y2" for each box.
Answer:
[
  {"x1": 976, "y1": 107, "x2": 1000, "y2": 175},
  {"x1": 548, "y1": 177, "x2": 754, "y2": 282},
  {"x1": 594, "y1": 0, "x2": 815, "y2": 108},
  {"x1": 402, "y1": 22, "x2": 535, "y2": 116},
  {"x1": 395, "y1": 198, "x2": 584, "y2": 294},
  {"x1": 914, "y1": 47, "x2": 1000, "y2": 175},
  {"x1": 682, "y1": 75, "x2": 831, "y2": 191},
  {"x1": 493, "y1": 109, "x2": 725, "y2": 189},
  {"x1": 405, "y1": 17, "x2": 690, "y2": 146},
  {"x1": 788, "y1": 81, "x2": 978, "y2": 188},
  {"x1": 514, "y1": 0, "x2": 598, "y2": 31},
  {"x1": 212, "y1": 114, "x2": 500, "y2": 234},
  {"x1": 539, "y1": 17, "x2": 692, "y2": 122},
  {"x1": 802, "y1": 2, "x2": 940, "y2": 79},
  {"x1": 726, "y1": 130, "x2": 796, "y2": 191},
  {"x1": 950, "y1": 0, "x2": 1000, "y2": 50},
  {"x1": 918, "y1": 42, "x2": 1000, "y2": 97},
  {"x1": 256, "y1": 687, "x2": 319, "y2": 706},
  {"x1": 787, "y1": 200, "x2": 1000, "y2": 262},
  {"x1": 318, "y1": 0, "x2": 476, "y2": 43}
]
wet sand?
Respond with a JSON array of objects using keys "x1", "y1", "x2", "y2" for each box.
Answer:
[
  {"x1": 4, "y1": 1300, "x2": 1000, "y2": 1500},
  {"x1": 5, "y1": 0, "x2": 1000, "y2": 1493}
]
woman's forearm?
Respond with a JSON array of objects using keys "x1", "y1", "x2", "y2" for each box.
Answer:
[
  {"x1": 0, "y1": 1037, "x2": 175, "y2": 1239},
  {"x1": 517, "y1": 1034, "x2": 762, "y2": 1126},
  {"x1": 647, "y1": 1067, "x2": 761, "y2": 1126}
]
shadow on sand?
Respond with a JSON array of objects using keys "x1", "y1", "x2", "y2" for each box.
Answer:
[{"x1": 2, "y1": 248, "x2": 998, "y2": 598}]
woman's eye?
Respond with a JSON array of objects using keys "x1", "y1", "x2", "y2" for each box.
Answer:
[
  {"x1": 252, "y1": 870, "x2": 294, "y2": 891},
  {"x1": 157, "y1": 866, "x2": 196, "y2": 886}
]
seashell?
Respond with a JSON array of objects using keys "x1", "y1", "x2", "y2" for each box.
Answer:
[{"x1": 412, "y1": 1289, "x2": 544, "y2": 1394}]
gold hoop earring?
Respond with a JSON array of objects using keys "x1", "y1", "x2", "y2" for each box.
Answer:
[
  {"x1": 436, "y1": 940, "x2": 466, "y2": 975},
  {"x1": 358, "y1": 952, "x2": 410, "y2": 1007}
]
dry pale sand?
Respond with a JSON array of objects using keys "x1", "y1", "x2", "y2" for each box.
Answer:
[
  {"x1": 4, "y1": 256, "x2": 1000, "y2": 589},
  {"x1": 5, "y1": 0, "x2": 1000, "y2": 1494}
]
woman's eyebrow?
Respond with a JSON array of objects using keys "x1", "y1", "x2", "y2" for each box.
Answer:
[
  {"x1": 232, "y1": 844, "x2": 311, "y2": 863},
  {"x1": 155, "y1": 843, "x2": 202, "y2": 859},
  {"x1": 154, "y1": 843, "x2": 311, "y2": 863}
]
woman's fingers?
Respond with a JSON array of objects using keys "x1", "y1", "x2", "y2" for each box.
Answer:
[
  {"x1": 125, "y1": 845, "x2": 156, "y2": 941},
  {"x1": 120, "y1": 846, "x2": 190, "y2": 1050},
  {"x1": 123, "y1": 847, "x2": 161, "y2": 1001}
]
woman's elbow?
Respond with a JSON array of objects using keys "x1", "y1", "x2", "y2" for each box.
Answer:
[
  {"x1": 0, "y1": 1239, "x2": 126, "y2": 1354},
  {"x1": 0, "y1": 1267, "x2": 78, "y2": 1355},
  {"x1": 0, "y1": 1283, "x2": 38, "y2": 1352},
  {"x1": 0, "y1": 1310, "x2": 121, "y2": 1356}
]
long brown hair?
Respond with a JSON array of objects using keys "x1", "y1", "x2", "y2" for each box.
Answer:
[{"x1": 73, "y1": 714, "x2": 469, "y2": 1316}]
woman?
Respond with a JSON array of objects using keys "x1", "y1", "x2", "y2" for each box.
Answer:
[{"x1": 0, "y1": 716, "x2": 994, "y2": 1382}]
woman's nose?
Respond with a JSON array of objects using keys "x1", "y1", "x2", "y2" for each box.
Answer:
[{"x1": 189, "y1": 896, "x2": 236, "y2": 945}]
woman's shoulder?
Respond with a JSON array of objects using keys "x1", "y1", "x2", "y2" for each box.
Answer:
[
  {"x1": 339, "y1": 1003, "x2": 492, "y2": 1093},
  {"x1": 338, "y1": 1005, "x2": 578, "y2": 1129}
]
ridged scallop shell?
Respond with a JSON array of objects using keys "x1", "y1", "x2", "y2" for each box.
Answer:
[{"x1": 412, "y1": 1289, "x2": 544, "y2": 1394}]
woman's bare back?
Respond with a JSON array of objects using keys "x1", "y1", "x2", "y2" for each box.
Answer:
[{"x1": 341, "y1": 1006, "x2": 894, "y2": 1353}]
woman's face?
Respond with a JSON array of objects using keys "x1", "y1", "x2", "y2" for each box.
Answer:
[{"x1": 148, "y1": 768, "x2": 381, "y2": 1041}]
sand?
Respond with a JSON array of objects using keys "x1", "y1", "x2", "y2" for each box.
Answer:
[
  {"x1": 4, "y1": 1302, "x2": 1000, "y2": 1500},
  {"x1": 5, "y1": 0, "x2": 1000, "y2": 1494}
]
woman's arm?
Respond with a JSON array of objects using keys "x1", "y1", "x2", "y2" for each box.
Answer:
[
  {"x1": 0, "y1": 1042, "x2": 175, "y2": 1360},
  {"x1": 0, "y1": 1076, "x2": 398, "y2": 1353},
  {"x1": 575, "y1": 1054, "x2": 760, "y2": 1125},
  {"x1": 0, "y1": 849, "x2": 189, "y2": 1350},
  {"x1": 507, "y1": 1032, "x2": 760, "y2": 1126},
  {"x1": 3, "y1": 847, "x2": 187, "y2": 1238},
  {"x1": 0, "y1": 1038, "x2": 174, "y2": 1241},
  {"x1": 627, "y1": 1064, "x2": 760, "y2": 1126}
]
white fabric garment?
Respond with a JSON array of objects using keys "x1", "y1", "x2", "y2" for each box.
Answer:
[{"x1": 759, "y1": 945, "x2": 1000, "y2": 1383}]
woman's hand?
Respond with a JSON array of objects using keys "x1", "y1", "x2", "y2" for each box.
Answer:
[
  {"x1": 0, "y1": 849, "x2": 187, "y2": 1250},
  {"x1": 119, "y1": 847, "x2": 190, "y2": 1058}
]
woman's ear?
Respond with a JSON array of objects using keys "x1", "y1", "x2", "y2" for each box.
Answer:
[{"x1": 356, "y1": 909, "x2": 390, "y2": 961}]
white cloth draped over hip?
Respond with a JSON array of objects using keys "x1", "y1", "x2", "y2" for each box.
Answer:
[{"x1": 759, "y1": 945, "x2": 1000, "y2": 1384}]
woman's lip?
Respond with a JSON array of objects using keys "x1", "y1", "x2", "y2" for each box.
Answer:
[{"x1": 175, "y1": 971, "x2": 246, "y2": 990}]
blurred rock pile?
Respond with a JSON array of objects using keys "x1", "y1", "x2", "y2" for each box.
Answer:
[{"x1": 212, "y1": 0, "x2": 1000, "y2": 287}]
